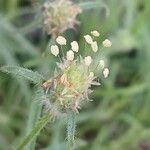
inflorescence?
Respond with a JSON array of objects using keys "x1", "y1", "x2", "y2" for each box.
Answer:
[
  {"x1": 43, "y1": 0, "x2": 82, "y2": 38},
  {"x1": 42, "y1": 31, "x2": 111, "y2": 115}
]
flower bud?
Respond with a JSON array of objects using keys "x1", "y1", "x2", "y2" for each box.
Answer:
[
  {"x1": 99, "y1": 60, "x2": 105, "y2": 69},
  {"x1": 89, "y1": 72, "x2": 94, "y2": 78},
  {"x1": 84, "y1": 35, "x2": 93, "y2": 44},
  {"x1": 56, "y1": 36, "x2": 67, "y2": 45},
  {"x1": 71, "y1": 41, "x2": 79, "y2": 52},
  {"x1": 91, "y1": 41, "x2": 98, "y2": 52},
  {"x1": 43, "y1": 0, "x2": 82, "y2": 37},
  {"x1": 51, "y1": 45, "x2": 59, "y2": 56},
  {"x1": 103, "y1": 68, "x2": 109, "y2": 78},
  {"x1": 84, "y1": 56, "x2": 92, "y2": 66},
  {"x1": 66, "y1": 50, "x2": 74, "y2": 61},
  {"x1": 102, "y1": 39, "x2": 112, "y2": 47},
  {"x1": 91, "y1": 30, "x2": 100, "y2": 37}
]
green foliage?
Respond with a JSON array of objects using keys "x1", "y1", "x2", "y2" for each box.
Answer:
[
  {"x1": 0, "y1": 0, "x2": 150, "y2": 150},
  {"x1": 25, "y1": 86, "x2": 45, "y2": 150},
  {"x1": 79, "y1": 1, "x2": 107, "y2": 10},
  {"x1": 0, "y1": 66, "x2": 44, "y2": 84},
  {"x1": 67, "y1": 110, "x2": 76, "y2": 150},
  {"x1": 0, "y1": 15, "x2": 39, "y2": 57},
  {"x1": 17, "y1": 112, "x2": 52, "y2": 150}
]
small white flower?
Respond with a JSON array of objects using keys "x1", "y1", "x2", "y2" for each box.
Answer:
[
  {"x1": 84, "y1": 35, "x2": 93, "y2": 44},
  {"x1": 51, "y1": 45, "x2": 59, "y2": 56},
  {"x1": 84, "y1": 56, "x2": 92, "y2": 66},
  {"x1": 91, "y1": 41, "x2": 98, "y2": 52},
  {"x1": 66, "y1": 50, "x2": 74, "y2": 61},
  {"x1": 56, "y1": 36, "x2": 67, "y2": 45},
  {"x1": 91, "y1": 30, "x2": 100, "y2": 37},
  {"x1": 99, "y1": 60, "x2": 105, "y2": 69},
  {"x1": 71, "y1": 41, "x2": 79, "y2": 52},
  {"x1": 103, "y1": 68, "x2": 109, "y2": 78},
  {"x1": 89, "y1": 72, "x2": 94, "y2": 78},
  {"x1": 102, "y1": 39, "x2": 112, "y2": 47}
]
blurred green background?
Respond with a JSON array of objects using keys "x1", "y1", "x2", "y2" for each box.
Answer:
[{"x1": 0, "y1": 0, "x2": 150, "y2": 150}]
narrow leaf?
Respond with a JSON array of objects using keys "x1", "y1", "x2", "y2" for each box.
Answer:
[
  {"x1": 17, "y1": 112, "x2": 51, "y2": 150},
  {"x1": 0, "y1": 15, "x2": 39, "y2": 56},
  {"x1": 25, "y1": 86, "x2": 45, "y2": 150},
  {"x1": 0, "y1": 66, "x2": 44, "y2": 84}
]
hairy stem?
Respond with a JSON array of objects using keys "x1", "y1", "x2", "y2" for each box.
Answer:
[{"x1": 67, "y1": 110, "x2": 76, "y2": 150}]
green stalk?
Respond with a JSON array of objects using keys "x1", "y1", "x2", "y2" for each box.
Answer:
[{"x1": 67, "y1": 110, "x2": 76, "y2": 150}]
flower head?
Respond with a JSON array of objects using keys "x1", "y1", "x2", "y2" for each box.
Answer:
[
  {"x1": 43, "y1": 32, "x2": 111, "y2": 113},
  {"x1": 43, "y1": 0, "x2": 82, "y2": 38}
]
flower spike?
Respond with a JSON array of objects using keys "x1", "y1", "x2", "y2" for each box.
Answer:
[{"x1": 47, "y1": 31, "x2": 111, "y2": 112}]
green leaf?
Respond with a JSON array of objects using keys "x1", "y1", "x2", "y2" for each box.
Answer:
[
  {"x1": 17, "y1": 112, "x2": 52, "y2": 150},
  {"x1": 67, "y1": 110, "x2": 76, "y2": 149},
  {"x1": 0, "y1": 66, "x2": 44, "y2": 84},
  {"x1": 25, "y1": 86, "x2": 45, "y2": 150},
  {"x1": 0, "y1": 15, "x2": 39, "y2": 56}
]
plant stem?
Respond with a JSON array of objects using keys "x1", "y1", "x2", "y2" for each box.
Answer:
[{"x1": 67, "y1": 110, "x2": 76, "y2": 150}]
